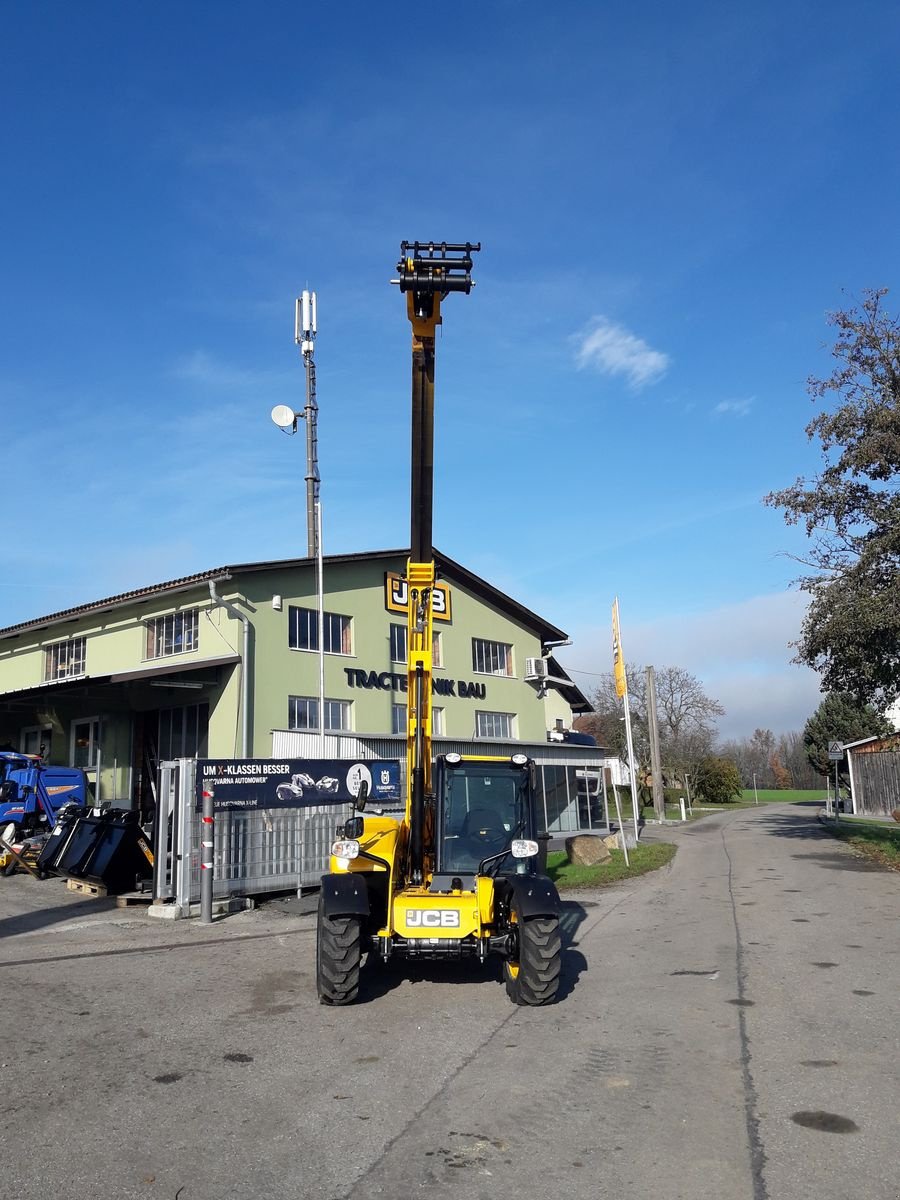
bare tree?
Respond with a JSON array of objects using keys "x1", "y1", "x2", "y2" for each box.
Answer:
[{"x1": 583, "y1": 663, "x2": 724, "y2": 781}]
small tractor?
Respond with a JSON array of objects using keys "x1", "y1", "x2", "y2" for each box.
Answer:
[
  {"x1": 315, "y1": 243, "x2": 562, "y2": 1005},
  {"x1": 0, "y1": 752, "x2": 87, "y2": 842},
  {"x1": 0, "y1": 752, "x2": 88, "y2": 876}
]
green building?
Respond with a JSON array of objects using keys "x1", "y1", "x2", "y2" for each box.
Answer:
[{"x1": 0, "y1": 550, "x2": 591, "y2": 815}]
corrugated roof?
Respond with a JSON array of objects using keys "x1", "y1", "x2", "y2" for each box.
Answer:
[
  {"x1": 0, "y1": 568, "x2": 235, "y2": 639},
  {"x1": 0, "y1": 548, "x2": 569, "y2": 645}
]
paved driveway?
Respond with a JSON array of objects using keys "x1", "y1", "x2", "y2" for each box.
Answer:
[{"x1": 1, "y1": 803, "x2": 897, "y2": 1199}]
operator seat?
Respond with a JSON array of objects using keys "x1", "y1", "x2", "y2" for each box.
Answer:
[{"x1": 460, "y1": 806, "x2": 508, "y2": 857}]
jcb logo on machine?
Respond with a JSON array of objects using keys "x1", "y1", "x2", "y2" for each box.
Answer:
[{"x1": 405, "y1": 909, "x2": 460, "y2": 928}]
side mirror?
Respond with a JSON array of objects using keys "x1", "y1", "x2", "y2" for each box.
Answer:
[
  {"x1": 355, "y1": 780, "x2": 369, "y2": 813},
  {"x1": 344, "y1": 815, "x2": 364, "y2": 840}
]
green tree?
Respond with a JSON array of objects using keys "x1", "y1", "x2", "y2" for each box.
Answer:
[
  {"x1": 802, "y1": 692, "x2": 893, "y2": 778},
  {"x1": 765, "y1": 289, "x2": 900, "y2": 708},
  {"x1": 694, "y1": 755, "x2": 743, "y2": 804}
]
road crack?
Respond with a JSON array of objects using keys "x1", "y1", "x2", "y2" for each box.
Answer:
[{"x1": 721, "y1": 826, "x2": 770, "y2": 1200}]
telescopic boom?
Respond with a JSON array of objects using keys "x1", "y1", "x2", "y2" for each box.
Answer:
[{"x1": 391, "y1": 241, "x2": 480, "y2": 885}]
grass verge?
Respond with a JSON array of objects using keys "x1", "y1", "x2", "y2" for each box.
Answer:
[
  {"x1": 608, "y1": 789, "x2": 823, "y2": 827},
  {"x1": 546, "y1": 842, "x2": 676, "y2": 890},
  {"x1": 824, "y1": 817, "x2": 900, "y2": 870},
  {"x1": 741, "y1": 789, "x2": 826, "y2": 804}
]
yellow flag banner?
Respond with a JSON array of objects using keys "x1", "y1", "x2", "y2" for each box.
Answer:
[{"x1": 612, "y1": 598, "x2": 628, "y2": 699}]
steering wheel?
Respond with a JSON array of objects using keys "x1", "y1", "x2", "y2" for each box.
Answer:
[{"x1": 465, "y1": 823, "x2": 508, "y2": 855}]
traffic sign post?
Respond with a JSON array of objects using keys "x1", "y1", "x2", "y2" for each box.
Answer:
[{"x1": 827, "y1": 742, "x2": 843, "y2": 820}]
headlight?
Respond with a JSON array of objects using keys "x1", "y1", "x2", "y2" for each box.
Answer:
[
  {"x1": 511, "y1": 753, "x2": 528, "y2": 766},
  {"x1": 511, "y1": 839, "x2": 538, "y2": 858},
  {"x1": 331, "y1": 839, "x2": 360, "y2": 860}
]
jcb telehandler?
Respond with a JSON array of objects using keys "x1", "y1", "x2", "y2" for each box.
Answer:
[{"x1": 315, "y1": 242, "x2": 562, "y2": 1006}]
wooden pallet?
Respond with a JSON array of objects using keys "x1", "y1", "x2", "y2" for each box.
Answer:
[
  {"x1": 65, "y1": 878, "x2": 107, "y2": 898},
  {"x1": 115, "y1": 891, "x2": 153, "y2": 908}
]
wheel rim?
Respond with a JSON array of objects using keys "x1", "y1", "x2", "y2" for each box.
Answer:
[{"x1": 506, "y1": 909, "x2": 520, "y2": 978}]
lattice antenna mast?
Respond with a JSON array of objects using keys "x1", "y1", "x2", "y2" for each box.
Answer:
[{"x1": 294, "y1": 290, "x2": 320, "y2": 558}]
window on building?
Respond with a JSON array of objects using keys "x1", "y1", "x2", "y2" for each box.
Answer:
[
  {"x1": 157, "y1": 703, "x2": 210, "y2": 760},
  {"x1": 392, "y1": 703, "x2": 444, "y2": 736},
  {"x1": 289, "y1": 606, "x2": 352, "y2": 654},
  {"x1": 45, "y1": 637, "x2": 86, "y2": 681},
  {"x1": 475, "y1": 710, "x2": 516, "y2": 739},
  {"x1": 390, "y1": 623, "x2": 442, "y2": 666},
  {"x1": 472, "y1": 637, "x2": 513, "y2": 677},
  {"x1": 146, "y1": 610, "x2": 199, "y2": 659},
  {"x1": 20, "y1": 725, "x2": 52, "y2": 759},
  {"x1": 289, "y1": 696, "x2": 352, "y2": 732},
  {"x1": 71, "y1": 717, "x2": 100, "y2": 769}
]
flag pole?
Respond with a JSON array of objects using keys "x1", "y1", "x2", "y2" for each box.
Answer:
[
  {"x1": 613, "y1": 597, "x2": 641, "y2": 845},
  {"x1": 623, "y1": 686, "x2": 640, "y2": 845}
]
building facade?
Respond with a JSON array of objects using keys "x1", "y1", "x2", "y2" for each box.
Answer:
[{"x1": 0, "y1": 549, "x2": 591, "y2": 814}]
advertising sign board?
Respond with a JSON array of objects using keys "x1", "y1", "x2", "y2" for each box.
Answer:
[{"x1": 196, "y1": 759, "x2": 400, "y2": 812}]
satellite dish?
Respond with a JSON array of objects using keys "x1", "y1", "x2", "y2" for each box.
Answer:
[{"x1": 271, "y1": 404, "x2": 296, "y2": 430}]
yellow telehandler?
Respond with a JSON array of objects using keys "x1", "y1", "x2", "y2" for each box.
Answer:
[{"x1": 315, "y1": 242, "x2": 562, "y2": 1005}]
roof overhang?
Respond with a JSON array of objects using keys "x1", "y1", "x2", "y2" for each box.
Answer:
[{"x1": 0, "y1": 655, "x2": 239, "y2": 704}]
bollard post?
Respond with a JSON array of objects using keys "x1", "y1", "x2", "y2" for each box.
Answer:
[
  {"x1": 679, "y1": 796, "x2": 687, "y2": 822},
  {"x1": 200, "y1": 788, "x2": 215, "y2": 924}
]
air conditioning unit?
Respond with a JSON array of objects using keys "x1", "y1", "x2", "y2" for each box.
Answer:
[{"x1": 524, "y1": 657, "x2": 549, "y2": 681}]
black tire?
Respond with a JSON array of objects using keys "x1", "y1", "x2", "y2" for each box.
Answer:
[
  {"x1": 316, "y1": 895, "x2": 363, "y2": 1006},
  {"x1": 504, "y1": 898, "x2": 561, "y2": 1006}
]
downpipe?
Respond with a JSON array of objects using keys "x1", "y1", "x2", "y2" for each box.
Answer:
[{"x1": 208, "y1": 580, "x2": 250, "y2": 758}]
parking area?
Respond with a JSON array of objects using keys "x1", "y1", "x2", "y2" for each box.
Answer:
[{"x1": 3, "y1": 804, "x2": 899, "y2": 1200}]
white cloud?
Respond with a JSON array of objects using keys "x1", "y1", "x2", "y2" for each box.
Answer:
[
  {"x1": 171, "y1": 350, "x2": 292, "y2": 392},
  {"x1": 573, "y1": 317, "x2": 670, "y2": 389},
  {"x1": 713, "y1": 397, "x2": 754, "y2": 417},
  {"x1": 558, "y1": 590, "x2": 823, "y2": 739}
]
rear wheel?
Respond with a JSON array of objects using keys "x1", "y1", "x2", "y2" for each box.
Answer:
[
  {"x1": 316, "y1": 895, "x2": 362, "y2": 1006},
  {"x1": 504, "y1": 897, "x2": 561, "y2": 1006}
]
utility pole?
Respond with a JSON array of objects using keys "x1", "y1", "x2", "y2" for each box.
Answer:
[{"x1": 646, "y1": 665, "x2": 665, "y2": 822}]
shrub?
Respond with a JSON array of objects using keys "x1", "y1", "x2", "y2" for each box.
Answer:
[{"x1": 695, "y1": 756, "x2": 743, "y2": 804}]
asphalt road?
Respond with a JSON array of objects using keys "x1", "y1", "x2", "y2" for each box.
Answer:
[{"x1": 1, "y1": 803, "x2": 897, "y2": 1200}]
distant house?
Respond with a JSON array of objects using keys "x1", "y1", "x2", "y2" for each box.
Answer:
[{"x1": 844, "y1": 733, "x2": 900, "y2": 817}]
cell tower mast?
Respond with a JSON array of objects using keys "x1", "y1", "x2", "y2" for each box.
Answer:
[{"x1": 295, "y1": 290, "x2": 319, "y2": 558}]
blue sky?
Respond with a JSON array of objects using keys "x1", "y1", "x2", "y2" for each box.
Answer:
[{"x1": 2, "y1": 1, "x2": 898, "y2": 737}]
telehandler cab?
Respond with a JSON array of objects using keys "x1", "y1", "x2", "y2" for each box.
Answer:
[{"x1": 315, "y1": 242, "x2": 562, "y2": 1006}]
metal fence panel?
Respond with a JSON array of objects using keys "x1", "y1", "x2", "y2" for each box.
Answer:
[
  {"x1": 153, "y1": 758, "x2": 351, "y2": 912},
  {"x1": 189, "y1": 804, "x2": 346, "y2": 898}
]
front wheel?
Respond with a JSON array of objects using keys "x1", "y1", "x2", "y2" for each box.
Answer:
[
  {"x1": 316, "y1": 896, "x2": 363, "y2": 1006},
  {"x1": 504, "y1": 899, "x2": 561, "y2": 1006}
]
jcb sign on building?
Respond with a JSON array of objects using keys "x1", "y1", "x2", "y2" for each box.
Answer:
[{"x1": 384, "y1": 572, "x2": 452, "y2": 622}]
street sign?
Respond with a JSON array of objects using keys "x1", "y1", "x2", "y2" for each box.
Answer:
[{"x1": 828, "y1": 741, "x2": 843, "y2": 761}]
